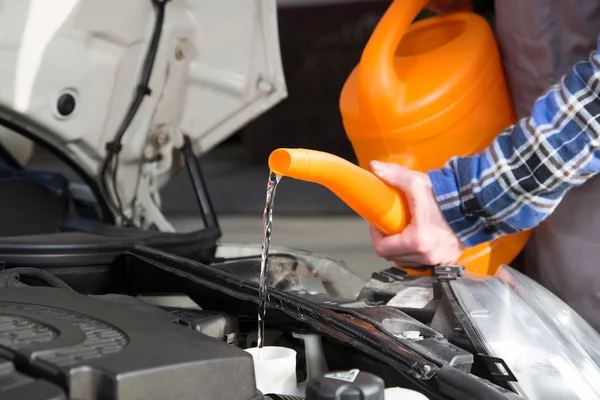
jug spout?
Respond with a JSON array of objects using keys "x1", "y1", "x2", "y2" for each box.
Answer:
[{"x1": 269, "y1": 148, "x2": 409, "y2": 235}]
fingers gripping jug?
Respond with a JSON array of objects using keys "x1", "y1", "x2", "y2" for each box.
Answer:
[{"x1": 269, "y1": 0, "x2": 531, "y2": 276}]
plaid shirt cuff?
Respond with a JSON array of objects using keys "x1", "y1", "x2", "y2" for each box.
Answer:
[{"x1": 428, "y1": 167, "x2": 498, "y2": 247}]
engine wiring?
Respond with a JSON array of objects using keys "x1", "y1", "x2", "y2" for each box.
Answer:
[{"x1": 99, "y1": 0, "x2": 169, "y2": 227}]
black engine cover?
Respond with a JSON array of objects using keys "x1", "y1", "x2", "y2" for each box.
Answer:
[{"x1": 0, "y1": 287, "x2": 261, "y2": 400}]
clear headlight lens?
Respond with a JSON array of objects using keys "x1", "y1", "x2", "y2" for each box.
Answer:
[{"x1": 450, "y1": 266, "x2": 600, "y2": 400}]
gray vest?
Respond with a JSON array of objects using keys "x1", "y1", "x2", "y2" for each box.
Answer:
[{"x1": 495, "y1": 0, "x2": 600, "y2": 331}]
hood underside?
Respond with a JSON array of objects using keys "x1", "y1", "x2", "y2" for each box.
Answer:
[{"x1": 0, "y1": 0, "x2": 287, "y2": 230}]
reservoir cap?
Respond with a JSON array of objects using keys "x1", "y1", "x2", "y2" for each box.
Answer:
[{"x1": 306, "y1": 369, "x2": 385, "y2": 400}]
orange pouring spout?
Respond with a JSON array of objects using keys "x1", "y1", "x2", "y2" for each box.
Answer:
[{"x1": 269, "y1": 148, "x2": 410, "y2": 235}]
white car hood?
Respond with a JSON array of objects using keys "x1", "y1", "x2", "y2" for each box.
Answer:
[{"x1": 0, "y1": 0, "x2": 286, "y2": 230}]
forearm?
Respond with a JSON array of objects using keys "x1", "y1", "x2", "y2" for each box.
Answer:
[{"x1": 428, "y1": 39, "x2": 600, "y2": 247}]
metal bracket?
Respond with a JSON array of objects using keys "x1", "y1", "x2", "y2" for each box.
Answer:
[
  {"x1": 434, "y1": 264, "x2": 465, "y2": 281},
  {"x1": 371, "y1": 266, "x2": 408, "y2": 283},
  {"x1": 478, "y1": 354, "x2": 518, "y2": 383}
]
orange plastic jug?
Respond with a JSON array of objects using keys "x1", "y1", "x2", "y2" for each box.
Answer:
[{"x1": 269, "y1": 0, "x2": 531, "y2": 276}]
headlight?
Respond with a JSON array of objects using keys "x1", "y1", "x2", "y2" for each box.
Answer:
[{"x1": 450, "y1": 265, "x2": 600, "y2": 400}]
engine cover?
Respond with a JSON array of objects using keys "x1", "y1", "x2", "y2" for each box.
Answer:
[{"x1": 0, "y1": 287, "x2": 261, "y2": 400}]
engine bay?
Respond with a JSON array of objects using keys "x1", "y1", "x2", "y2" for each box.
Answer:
[{"x1": 0, "y1": 241, "x2": 527, "y2": 400}]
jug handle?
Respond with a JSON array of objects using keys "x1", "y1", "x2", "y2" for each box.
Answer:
[{"x1": 357, "y1": 0, "x2": 428, "y2": 115}]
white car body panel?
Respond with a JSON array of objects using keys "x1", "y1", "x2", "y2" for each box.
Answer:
[{"x1": 0, "y1": 0, "x2": 287, "y2": 230}]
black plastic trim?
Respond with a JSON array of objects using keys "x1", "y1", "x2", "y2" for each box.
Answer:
[
  {"x1": 0, "y1": 225, "x2": 220, "y2": 267},
  {"x1": 126, "y1": 246, "x2": 440, "y2": 382},
  {"x1": 437, "y1": 366, "x2": 525, "y2": 400}
]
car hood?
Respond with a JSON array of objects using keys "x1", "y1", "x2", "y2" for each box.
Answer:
[{"x1": 0, "y1": 0, "x2": 286, "y2": 229}]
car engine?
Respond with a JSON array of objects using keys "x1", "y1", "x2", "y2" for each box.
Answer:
[{"x1": 0, "y1": 287, "x2": 259, "y2": 400}]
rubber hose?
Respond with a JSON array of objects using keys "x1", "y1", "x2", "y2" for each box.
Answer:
[
  {"x1": 5, "y1": 267, "x2": 75, "y2": 291},
  {"x1": 264, "y1": 395, "x2": 305, "y2": 400}
]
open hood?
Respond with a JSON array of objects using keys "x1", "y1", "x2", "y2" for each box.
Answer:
[{"x1": 0, "y1": 0, "x2": 286, "y2": 231}]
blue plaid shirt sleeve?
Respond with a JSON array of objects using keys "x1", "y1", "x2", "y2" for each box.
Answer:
[{"x1": 428, "y1": 37, "x2": 600, "y2": 248}]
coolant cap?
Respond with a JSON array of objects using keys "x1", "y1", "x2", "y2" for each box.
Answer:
[{"x1": 306, "y1": 369, "x2": 384, "y2": 400}]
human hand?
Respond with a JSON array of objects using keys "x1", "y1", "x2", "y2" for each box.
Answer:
[
  {"x1": 369, "y1": 161, "x2": 466, "y2": 267},
  {"x1": 427, "y1": 0, "x2": 470, "y2": 14}
]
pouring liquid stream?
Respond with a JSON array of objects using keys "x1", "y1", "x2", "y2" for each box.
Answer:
[{"x1": 257, "y1": 170, "x2": 281, "y2": 359}]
